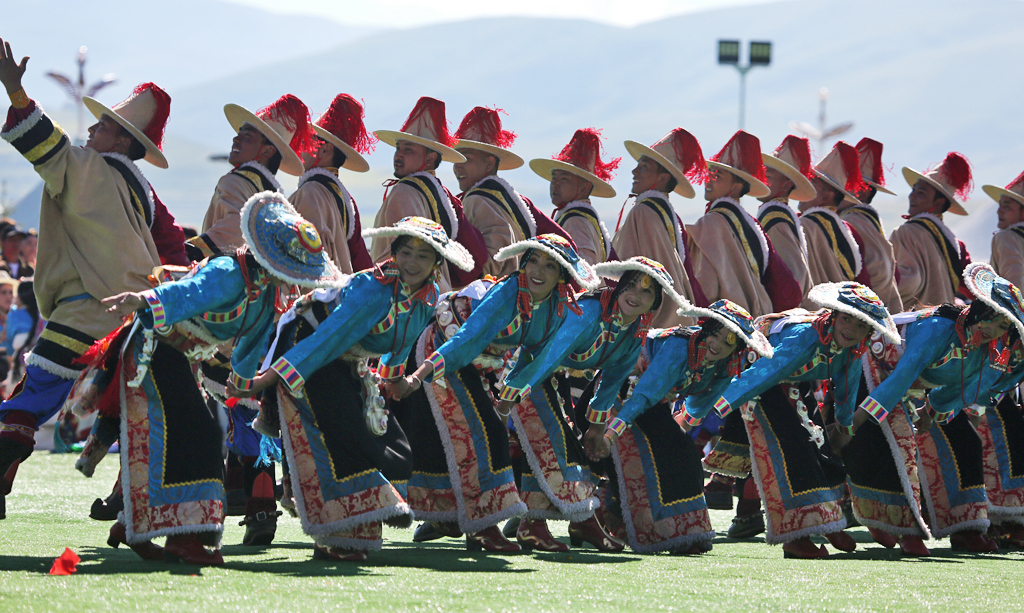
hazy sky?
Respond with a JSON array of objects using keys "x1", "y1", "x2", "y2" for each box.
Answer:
[{"x1": 221, "y1": 0, "x2": 783, "y2": 28}]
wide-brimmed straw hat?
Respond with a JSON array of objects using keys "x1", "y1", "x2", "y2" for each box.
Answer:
[
  {"x1": 855, "y1": 138, "x2": 895, "y2": 196},
  {"x1": 814, "y1": 141, "x2": 867, "y2": 205},
  {"x1": 83, "y1": 82, "x2": 171, "y2": 169},
  {"x1": 902, "y1": 152, "x2": 973, "y2": 216},
  {"x1": 807, "y1": 282, "x2": 899, "y2": 343},
  {"x1": 982, "y1": 170, "x2": 1024, "y2": 209},
  {"x1": 225, "y1": 94, "x2": 316, "y2": 176},
  {"x1": 453, "y1": 107, "x2": 523, "y2": 170},
  {"x1": 495, "y1": 233, "x2": 599, "y2": 290},
  {"x1": 681, "y1": 299, "x2": 773, "y2": 358},
  {"x1": 530, "y1": 128, "x2": 619, "y2": 199},
  {"x1": 705, "y1": 130, "x2": 770, "y2": 198},
  {"x1": 375, "y1": 97, "x2": 466, "y2": 164},
  {"x1": 312, "y1": 93, "x2": 376, "y2": 173},
  {"x1": 593, "y1": 256, "x2": 691, "y2": 311},
  {"x1": 363, "y1": 216, "x2": 475, "y2": 272},
  {"x1": 963, "y1": 263, "x2": 1024, "y2": 340},
  {"x1": 240, "y1": 191, "x2": 346, "y2": 288},
  {"x1": 762, "y1": 135, "x2": 816, "y2": 202},
  {"x1": 623, "y1": 128, "x2": 708, "y2": 199}
]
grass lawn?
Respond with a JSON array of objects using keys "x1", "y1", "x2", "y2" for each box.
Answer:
[{"x1": 1, "y1": 453, "x2": 1021, "y2": 613}]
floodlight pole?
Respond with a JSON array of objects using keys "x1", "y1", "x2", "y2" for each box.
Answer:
[
  {"x1": 736, "y1": 65, "x2": 752, "y2": 130},
  {"x1": 718, "y1": 40, "x2": 771, "y2": 131}
]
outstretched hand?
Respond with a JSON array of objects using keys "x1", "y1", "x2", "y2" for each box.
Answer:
[
  {"x1": 0, "y1": 38, "x2": 29, "y2": 94},
  {"x1": 102, "y1": 292, "x2": 145, "y2": 319}
]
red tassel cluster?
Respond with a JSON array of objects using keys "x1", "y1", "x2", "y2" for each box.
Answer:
[
  {"x1": 936, "y1": 152, "x2": 974, "y2": 200},
  {"x1": 401, "y1": 97, "x2": 457, "y2": 148},
  {"x1": 833, "y1": 142, "x2": 868, "y2": 194},
  {"x1": 132, "y1": 82, "x2": 170, "y2": 150},
  {"x1": 855, "y1": 137, "x2": 886, "y2": 186},
  {"x1": 669, "y1": 128, "x2": 709, "y2": 184},
  {"x1": 778, "y1": 135, "x2": 814, "y2": 181},
  {"x1": 554, "y1": 128, "x2": 620, "y2": 182},
  {"x1": 712, "y1": 131, "x2": 766, "y2": 183},
  {"x1": 317, "y1": 94, "x2": 377, "y2": 154},
  {"x1": 257, "y1": 94, "x2": 317, "y2": 155},
  {"x1": 1007, "y1": 169, "x2": 1024, "y2": 192},
  {"x1": 455, "y1": 107, "x2": 517, "y2": 148}
]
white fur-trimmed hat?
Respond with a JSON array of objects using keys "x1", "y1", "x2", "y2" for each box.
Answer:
[
  {"x1": 593, "y1": 256, "x2": 692, "y2": 312},
  {"x1": 963, "y1": 262, "x2": 1024, "y2": 340},
  {"x1": 807, "y1": 282, "x2": 899, "y2": 343},
  {"x1": 495, "y1": 233, "x2": 599, "y2": 290},
  {"x1": 363, "y1": 216, "x2": 475, "y2": 272},
  {"x1": 681, "y1": 299, "x2": 774, "y2": 358}
]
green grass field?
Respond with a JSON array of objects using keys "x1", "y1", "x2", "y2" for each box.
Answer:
[{"x1": 1, "y1": 453, "x2": 1021, "y2": 613}]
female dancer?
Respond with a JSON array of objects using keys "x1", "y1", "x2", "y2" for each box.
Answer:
[
  {"x1": 597, "y1": 299, "x2": 774, "y2": 554},
  {"x1": 496, "y1": 256, "x2": 693, "y2": 552},
  {"x1": 852, "y1": 263, "x2": 1024, "y2": 552},
  {"x1": 707, "y1": 282, "x2": 900, "y2": 558},
  {"x1": 102, "y1": 192, "x2": 345, "y2": 565},
  {"x1": 232, "y1": 216, "x2": 475, "y2": 561},
  {"x1": 396, "y1": 233, "x2": 598, "y2": 552}
]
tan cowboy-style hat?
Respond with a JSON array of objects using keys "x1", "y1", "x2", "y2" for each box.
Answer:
[
  {"x1": 623, "y1": 128, "x2": 708, "y2": 199},
  {"x1": 375, "y1": 97, "x2": 466, "y2": 164},
  {"x1": 530, "y1": 128, "x2": 619, "y2": 199},
  {"x1": 312, "y1": 93, "x2": 376, "y2": 173},
  {"x1": 83, "y1": 82, "x2": 171, "y2": 169},
  {"x1": 761, "y1": 135, "x2": 816, "y2": 202},
  {"x1": 225, "y1": 94, "x2": 315, "y2": 177},
  {"x1": 902, "y1": 152, "x2": 973, "y2": 216},
  {"x1": 855, "y1": 138, "x2": 895, "y2": 196},
  {"x1": 706, "y1": 130, "x2": 770, "y2": 199},
  {"x1": 983, "y1": 170, "x2": 1024, "y2": 208},
  {"x1": 454, "y1": 107, "x2": 524, "y2": 170},
  {"x1": 814, "y1": 141, "x2": 866, "y2": 205}
]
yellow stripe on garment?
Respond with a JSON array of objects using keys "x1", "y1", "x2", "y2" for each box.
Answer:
[
  {"x1": 23, "y1": 125, "x2": 66, "y2": 163},
  {"x1": 39, "y1": 326, "x2": 92, "y2": 355}
]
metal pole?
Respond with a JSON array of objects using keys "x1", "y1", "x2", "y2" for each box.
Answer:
[{"x1": 738, "y1": 66, "x2": 750, "y2": 130}]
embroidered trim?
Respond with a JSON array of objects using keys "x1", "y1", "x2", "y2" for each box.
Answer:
[
  {"x1": 142, "y1": 290, "x2": 166, "y2": 329},
  {"x1": 859, "y1": 396, "x2": 889, "y2": 422},
  {"x1": 426, "y1": 351, "x2": 446, "y2": 380},
  {"x1": 1, "y1": 104, "x2": 44, "y2": 142},
  {"x1": 376, "y1": 361, "x2": 405, "y2": 380},
  {"x1": 709, "y1": 197, "x2": 770, "y2": 271},
  {"x1": 201, "y1": 301, "x2": 246, "y2": 324},
  {"x1": 606, "y1": 417, "x2": 627, "y2": 437},
  {"x1": 101, "y1": 152, "x2": 155, "y2": 227},
  {"x1": 406, "y1": 171, "x2": 459, "y2": 239},
  {"x1": 682, "y1": 411, "x2": 702, "y2": 426},
  {"x1": 298, "y1": 167, "x2": 358, "y2": 240},
  {"x1": 586, "y1": 407, "x2": 610, "y2": 425},
  {"x1": 844, "y1": 203, "x2": 885, "y2": 235},
  {"x1": 757, "y1": 199, "x2": 807, "y2": 256},
  {"x1": 498, "y1": 385, "x2": 526, "y2": 402},
  {"x1": 468, "y1": 175, "x2": 537, "y2": 238},
  {"x1": 236, "y1": 160, "x2": 282, "y2": 193},
  {"x1": 271, "y1": 356, "x2": 304, "y2": 392},
  {"x1": 227, "y1": 371, "x2": 253, "y2": 391},
  {"x1": 802, "y1": 205, "x2": 863, "y2": 277},
  {"x1": 713, "y1": 396, "x2": 732, "y2": 416},
  {"x1": 556, "y1": 199, "x2": 612, "y2": 259},
  {"x1": 636, "y1": 189, "x2": 687, "y2": 265}
]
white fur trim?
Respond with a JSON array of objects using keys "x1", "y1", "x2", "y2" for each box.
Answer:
[
  {"x1": 237, "y1": 160, "x2": 282, "y2": 193},
  {"x1": 802, "y1": 206, "x2": 863, "y2": 276},
  {"x1": 807, "y1": 282, "x2": 900, "y2": 343},
  {"x1": 758, "y1": 199, "x2": 808, "y2": 256},
  {"x1": 915, "y1": 423, "x2": 991, "y2": 539},
  {"x1": 470, "y1": 175, "x2": 537, "y2": 238},
  {"x1": 1, "y1": 104, "x2": 44, "y2": 142},
  {"x1": 24, "y1": 352, "x2": 81, "y2": 380},
  {"x1": 611, "y1": 442, "x2": 715, "y2": 553},
  {"x1": 314, "y1": 535, "x2": 383, "y2": 552},
  {"x1": 963, "y1": 262, "x2": 1024, "y2": 340},
  {"x1": 298, "y1": 168, "x2": 358, "y2": 240},
  {"x1": 710, "y1": 197, "x2": 770, "y2": 271},
  {"x1": 509, "y1": 396, "x2": 599, "y2": 522},
  {"x1": 415, "y1": 327, "x2": 528, "y2": 533},
  {"x1": 593, "y1": 258, "x2": 692, "y2": 312},
  {"x1": 879, "y1": 412, "x2": 933, "y2": 538},
  {"x1": 559, "y1": 200, "x2": 612, "y2": 259},
  {"x1": 200, "y1": 378, "x2": 259, "y2": 412},
  {"x1": 101, "y1": 152, "x2": 154, "y2": 228},
  {"x1": 637, "y1": 190, "x2": 687, "y2": 265},
  {"x1": 493, "y1": 238, "x2": 599, "y2": 290},
  {"x1": 410, "y1": 171, "x2": 459, "y2": 240}
]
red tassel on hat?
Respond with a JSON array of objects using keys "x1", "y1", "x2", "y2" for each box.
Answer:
[
  {"x1": 712, "y1": 130, "x2": 767, "y2": 183},
  {"x1": 454, "y1": 107, "x2": 517, "y2": 148},
  {"x1": 855, "y1": 137, "x2": 886, "y2": 186},
  {"x1": 554, "y1": 128, "x2": 620, "y2": 181},
  {"x1": 317, "y1": 94, "x2": 377, "y2": 154},
  {"x1": 1007, "y1": 169, "x2": 1024, "y2": 191},
  {"x1": 401, "y1": 97, "x2": 457, "y2": 148},
  {"x1": 131, "y1": 83, "x2": 170, "y2": 150},
  {"x1": 778, "y1": 135, "x2": 814, "y2": 181},
  {"x1": 669, "y1": 128, "x2": 709, "y2": 184},
  {"x1": 257, "y1": 94, "x2": 317, "y2": 155},
  {"x1": 834, "y1": 141, "x2": 868, "y2": 194},
  {"x1": 936, "y1": 152, "x2": 974, "y2": 200}
]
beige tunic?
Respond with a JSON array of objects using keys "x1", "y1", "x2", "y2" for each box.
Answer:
[
  {"x1": 612, "y1": 191, "x2": 699, "y2": 327},
  {"x1": 686, "y1": 197, "x2": 773, "y2": 317},
  {"x1": 196, "y1": 161, "x2": 280, "y2": 256},
  {"x1": 891, "y1": 213, "x2": 962, "y2": 309},
  {"x1": 2, "y1": 107, "x2": 160, "y2": 340},
  {"x1": 800, "y1": 207, "x2": 863, "y2": 310},
  {"x1": 370, "y1": 172, "x2": 459, "y2": 291},
  {"x1": 553, "y1": 200, "x2": 610, "y2": 266},
  {"x1": 289, "y1": 169, "x2": 355, "y2": 274},
  {"x1": 461, "y1": 191, "x2": 521, "y2": 278},
  {"x1": 757, "y1": 200, "x2": 813, "y2": 297},
  {"x1": 841, "y1": 205, "x2": 903, "y2": 313},
  {"x1": 991, "y1": 224, "x2": 1024, "y2": 289}
]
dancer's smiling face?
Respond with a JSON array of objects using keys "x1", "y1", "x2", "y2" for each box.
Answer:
[
  {"x1": 617, "y1": 274, "x2": 657, "y2": 322},
  {"x1": 521, "y1": 251, "x2": 562, "y2": 302},
  {"x1": 394, "y1": 238, "x2": 438, "y2": 289},
  {"x1": 705, "y1": 327, "x2": 739, "y2": 362},
  {"x1": 832, "y1": 312, "x2": 872, "y2": 348}
]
